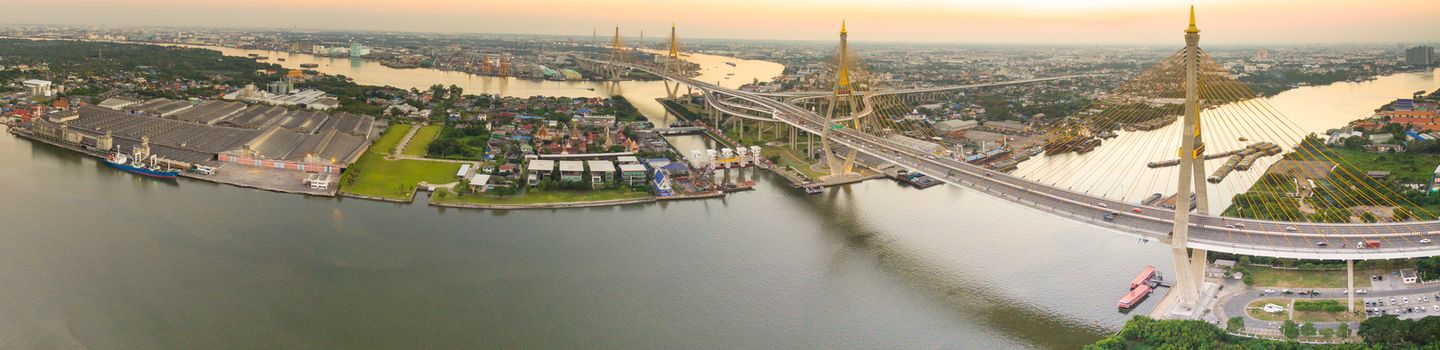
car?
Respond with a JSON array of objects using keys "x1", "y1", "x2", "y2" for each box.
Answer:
[
  {"x1": 1317, "y1": 241, "x2": 1329, "y2": 247},
  {"x1": 1357, "y1": 289, "x2": 1367, "y2": 294},
  {"x1": 1423, "y1": 238, "x2": 1433, "y2": 244},
  {"x1": 1234, "y1": 223, "x2": 1246, "y2": 228},
  {"x1": 1096, "y1": 202, "x2": 1108, "y2": 208},
  {"x1": 1264, "y1": 289, "x2": 1276, "y2": 294},
  {"x1": 1224, "y1": 224, "x2": 1235, "y2": 229},
  {"x1": 1132, "y1": 207, "x2": 1143, "y2": 214},
  {"x1": 1285, "y1": 226, "x2": 1297, "y2": 232}
]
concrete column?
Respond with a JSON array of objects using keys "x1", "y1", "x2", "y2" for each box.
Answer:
[{"x1": 1347, "y1": 259, "x2": 1355, "y2": 313}]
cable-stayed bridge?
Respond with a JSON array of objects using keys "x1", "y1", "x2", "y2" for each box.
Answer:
[{"x1": 587, "y1": 7, "x2": 1439, "y2": 314}]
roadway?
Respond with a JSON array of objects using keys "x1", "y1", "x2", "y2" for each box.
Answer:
[{"x1": 604, "y1": 58, "x2": 1440, "y2": 260}]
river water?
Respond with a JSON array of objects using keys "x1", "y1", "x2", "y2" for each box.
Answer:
[
  {"x1": 189, "y1": 45, "x2": 782, "y2": 127},
  {"x1": 2, "y1": 44, "x2": 1437, "y2": 348}
]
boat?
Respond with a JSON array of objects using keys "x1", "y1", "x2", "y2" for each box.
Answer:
[
  {"x1": 802, "y1": 183, "x2": 824, "y2": 194},
  {"x1": 1130, "y1": 266, "x2": 1157, "y2": 290},
  {"x1": 724, "y1": 62, "x2": 737, "y2": 67},
  {"x1": 1118, "y1": 284, "x2": 1152, "y2": 309},
  {"x1": 277, "y1": 58, "x2": 286, "y2": 62},
  {"x1": 104, "y1": 137, "x2": 180, "y2": 179},
  {"x1": 300, "y1": 63, "x2": 319, "y2": 68},
  {"x1": 586, "y1": 87, "x2": 595, "y2": 91},
  {"x1": 105, "y1": 150, "x2": 180, "y2": 179}
]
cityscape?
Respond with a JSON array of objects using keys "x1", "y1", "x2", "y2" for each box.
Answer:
[{"x1": 1, "y1": 1, "x2": 1440, "y2": 348}]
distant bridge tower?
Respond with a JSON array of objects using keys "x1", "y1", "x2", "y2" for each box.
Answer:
[
  {"x1": 498, "y1": 55, "x2": 510, "y2": 77},
  {"x1": 664, "y1": 22, "x2": 684, "y2": 99},
  {"x1": 480, "y1": 54, "x2": 494, "y2": 75},
  {"x1": 820, "y1": 21, "x2": 862, "y2": 178},
  {"x1": 1168, "y1": 6, "x2": 1212, "y2": 313},
  {"x1": 607, "y1": 26, "x2": 626, "y2": 81}
]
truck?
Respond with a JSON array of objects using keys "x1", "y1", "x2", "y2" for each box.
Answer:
[{"x1": 1364, "y1": 240, "x2": 1381, "y2": 249}]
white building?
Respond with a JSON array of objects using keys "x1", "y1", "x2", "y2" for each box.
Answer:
[{"x1": 23, "y1": 79, "x2": 54, "y2": 97}]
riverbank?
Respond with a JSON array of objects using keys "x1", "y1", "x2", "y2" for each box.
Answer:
[{"x1": 7, "y1": 126, "x2": 339, "y2": 197}]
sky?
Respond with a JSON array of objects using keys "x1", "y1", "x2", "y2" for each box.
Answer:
[{"x1": 6, "y1": 0, "x2": 1439, "y2": 45}]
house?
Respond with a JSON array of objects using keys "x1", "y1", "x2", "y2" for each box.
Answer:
[
  {"x1": 587, "y1": 160, "x2": 616, "y2": 189},
  {"x1": 468, "y1": 174, "x2": 491, "y2": 192},
  {"x1": 559, "y1": 160, "x2": 585, "y2": 182},
  {"x1": 527, "y1": 159, "x2": 555, "y2": 186},
  {"x1": 456, "y1": 164, "x2": 472, "y2": 179},
  {"x1": 619, "y1": 163, "x2": 648, "y2": 186},
  {"x1": 1402, "y1": 268, "x2": 1419, "y2": 284}
]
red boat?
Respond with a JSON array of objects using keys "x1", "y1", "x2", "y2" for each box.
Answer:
[
  {"x1": 1130, "y1": 265, "x2": 1156, "y2": 290},
  {"x1": 1119, "y1": 284, "x2": 1152, "y2": 309}
]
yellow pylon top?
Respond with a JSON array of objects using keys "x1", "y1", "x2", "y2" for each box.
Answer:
[
  {"x1": 840, "y1": 20, "x2": 847, "y2": 34},
  {"x1": 1185, "y1": 6, "x2": 1200, "y2": 34}
]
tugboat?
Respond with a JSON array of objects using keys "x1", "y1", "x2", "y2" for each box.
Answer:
[{"x1": 104, "y1": 137, "x2": 180, "y2": 179}]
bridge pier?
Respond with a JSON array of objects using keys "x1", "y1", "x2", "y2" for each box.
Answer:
[{"x1": 1347, "y1": 259, "x2": 1355, "y2": 313}]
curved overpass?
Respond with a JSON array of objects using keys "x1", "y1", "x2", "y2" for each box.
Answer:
[{"x1": 609, "y1": 59, "x2": 1440, "y2": 260}]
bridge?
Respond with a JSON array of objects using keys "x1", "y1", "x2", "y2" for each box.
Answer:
[{"x1": 596, "y1": 8, "x2": 1440, "y2": 315}]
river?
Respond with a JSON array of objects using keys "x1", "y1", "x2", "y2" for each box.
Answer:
[
  {"x1": 186, "y1": 45, "x2": 782, "y2": 127},
  {"x1": 1015, "y1": 68, "x2": 1440, "y2": 214},
  {"x1": 1, "y1": 44, "x2": 1437, "y2": 347}
]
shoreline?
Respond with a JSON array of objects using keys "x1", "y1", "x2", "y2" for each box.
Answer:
[{"x1": 7, "y1": 127, "x2": 777, "y2": 210}]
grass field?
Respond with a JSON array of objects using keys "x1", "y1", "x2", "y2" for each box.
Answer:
[
  {"x1": 1327, "y1": 148, "x2": 1440, "y2": 185},
  {"x1": 434, "y1": 187, "x2": 652, "y2": 206},
  {"x1": 761, "y1": 146, "x2": 827, "y2": 181},
  {"x1": 339, "y1": 125, "x2": 462, "y2": 200},
  {"x1": 1245, "y1": 298, "x2": 1291, "y2": 322},
  {"x1": 402, "y1": 124, "x2": 443, "y2": 157},
  {"x1": 372, "y1": 124, "x2": 411, "y2": 155},
  {"x1": 1247, "y1": 266, "x2": 1390, "y2": 288},
  {"x1": 1292, "y1": 300, "x2": 1364, "y2": 323}
]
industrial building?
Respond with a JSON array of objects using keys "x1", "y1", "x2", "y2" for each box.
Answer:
[{"x1": 29, "y1": 98, "x2": 376, "y2": 173}]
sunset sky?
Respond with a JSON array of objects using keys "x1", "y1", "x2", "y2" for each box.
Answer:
[{"x1": 7, "y1": 0, "x2": 1439, "y2": 44}]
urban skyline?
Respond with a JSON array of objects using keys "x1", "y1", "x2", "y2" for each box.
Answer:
[{"x1": 5, "y1": 0, "x2": 1440, "y2": 44}]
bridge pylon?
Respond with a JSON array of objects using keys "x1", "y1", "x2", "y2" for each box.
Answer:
[
  {"x1": 1168, "y1": 6, "x2": 1212, "y2": 315},
  {"x1": 664, "y1": 22, "x2": 684, "y2": 99},
  {"x1": 820, "y1": 21, "x2": 861, "y2": 180},
  {"x1": 607, "y1": 26, "x2": 626, "y2": 81}
]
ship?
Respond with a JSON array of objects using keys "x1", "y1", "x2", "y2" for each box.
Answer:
[
  {"x1": 724, "y1": 62, "x2": 737, "y2": 67},
  {"x1": 300, "y1": 63, "x2": 320, "y2": 68},
  {"x1": 104, "y1": 137, "x2": 180, "y2": 179}
]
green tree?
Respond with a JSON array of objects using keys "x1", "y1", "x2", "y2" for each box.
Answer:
[
  {"x1": 1282, "y1": 320, "x2": 1299, "y2": 339},
  {"x1": 1359, "y1": 315, "x2": 1408, "y2": 346},
  {"x1": 1300, "y1": 322, "x2": 1317, "y2": 338},
  {"x1": 1226, "y1": 316, "x2": 1245, "y2": 332},
  {"x1": 1360, "y1": 211, "x2": 1378, "y2": 223},
  {"x1": 1337, "y1": 322, "x2": 1351, "y2": 338}
]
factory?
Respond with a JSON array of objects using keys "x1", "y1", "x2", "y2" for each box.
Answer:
[{"x1": 25, "y1": 98, "x2": 376, "y2": 174}]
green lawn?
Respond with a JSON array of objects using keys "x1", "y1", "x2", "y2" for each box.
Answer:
[
  {"x1": 402, "y1": 124, "x2": 443, "y2": 157},
  {"x1": 372, "y1": 124, "x2": 412, "y2": 156},
  {"x1": 339, "y1": 124, "x2": 462, "y2": 200},
  {"x1": 1292, "y1": 300, "x2": 1364, "y2": 323},
  {"x1": 434, "y1": 187, "x2": 652, "y2": 206},
  {"x1": 1328, "y1": 148, "x2": 1440, "y2": 185},
  {"x1": 1246, "y1": 266, "x2": 1389, "y2": 288},
  {"x1": 762, "y1": 145, "x2": 827, "y2": 181},
  {"x1": 1245, "y1": 298, "x2": 1290, "y2": 322}
]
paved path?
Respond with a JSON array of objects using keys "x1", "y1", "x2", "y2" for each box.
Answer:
[{"x1": 392, "y1": 123, "x2": 424, "y2": 156}]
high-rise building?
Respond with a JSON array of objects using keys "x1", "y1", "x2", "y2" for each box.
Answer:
[
  {"x1": 1405, "y1": 46, "x2": 1436, "y2": 66},
  {"x1": 1254, "y1": 48, "x2": 1268, "y2": 61}
]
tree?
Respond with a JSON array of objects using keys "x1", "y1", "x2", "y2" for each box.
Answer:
[
  {"x1": 1359, "y1": 315, "x2": 1408, "y2": 346},
  {"x1": 1300, "y1": 322, "x2": 1317, "y2": 338},
  {"x1": 1281, "y1": 320, "x2": 1299, "y2": 339},
  {"x1": 1360, "y1": 211, "x2": 1378, "y2": 223},
  {"x1": 1394, "y1": 207, "x2": 1416, "y2": 222},
  {"x1": 1226, "y1": 316, "x2": 1245, "y2": 332},
  {"x1": 1319, "y1": 327, "x2": 1334, "y2": 339},
  {"x1": 1337, "y1": 322, "x2": 1351, "y2": 339}
]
